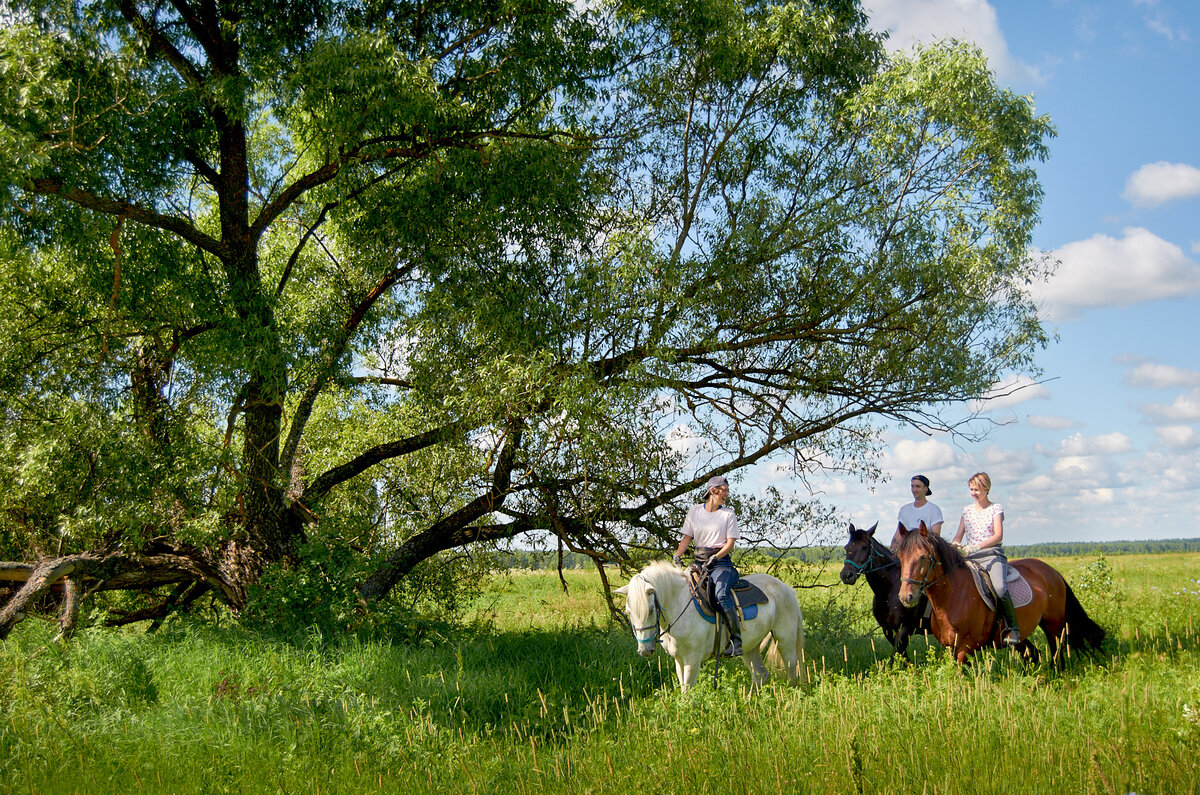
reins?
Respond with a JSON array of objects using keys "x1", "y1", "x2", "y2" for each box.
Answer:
[{"x1": 635, "y1": 568, "x2": 726, "y2": 687}]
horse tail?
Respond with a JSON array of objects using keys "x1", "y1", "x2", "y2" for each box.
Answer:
[
  {"x1": 761, "y1": 587, "x2": 807, "y2": 685},
  {"x1": 794, "y1": 601, "x2": 807, "y2": 686},
  {"x1": 1062, "y1": 580, "x2": 1106, "y2": 652}
]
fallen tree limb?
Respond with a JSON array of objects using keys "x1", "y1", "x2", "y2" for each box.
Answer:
[{"x1": 0, "y1": 551, "x2": 231, "y2": 640}]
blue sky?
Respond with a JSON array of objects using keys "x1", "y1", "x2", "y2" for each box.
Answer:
[{"x1": 790, "y1": 0, "x2": 1200, "y2": 545}]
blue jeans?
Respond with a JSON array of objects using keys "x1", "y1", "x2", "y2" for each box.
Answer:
[{"x1": 708, "y1": 557, "x2": 739, "y2": 613}]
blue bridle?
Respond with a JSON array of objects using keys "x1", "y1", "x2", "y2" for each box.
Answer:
[{"x1": 843, "y1": 538, "x2": 897, "y2": 577}]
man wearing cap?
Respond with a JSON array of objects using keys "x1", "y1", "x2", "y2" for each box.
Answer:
[
  {"x1": 891, "y1": 474, "x2": 944, "y2": 548},
  {"x1": 672, "y1": 474, "x2": 743, "y2": 656}
]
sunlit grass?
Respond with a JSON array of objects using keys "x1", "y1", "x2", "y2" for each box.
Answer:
[{"x1": 2, "y1": 554, "x2": 1198, "y2": 793}]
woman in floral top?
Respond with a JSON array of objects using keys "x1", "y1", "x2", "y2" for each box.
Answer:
[{"x1": 951, "y1": 472, "x2": 1020, "y2": 646}]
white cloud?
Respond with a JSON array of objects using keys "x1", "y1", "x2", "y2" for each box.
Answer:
[
  {"x1": 889, "y1": 437, "x2": 958, "y2": 471},
  {"x1": 1123, "y1": 162, "x2": 1200, "y2": 207},
  {"x1": 1042, "y1": 432, "x2": 1134, "y2": 458},
  {"x1": 1154, "y1": 425, "x2": 1200, "y2": 450},
  {"x1": 1034, "y1": 228, "x2": 1200, "y2": 321},
  {"x1": 1131, "y1": 450, "x2": 1200, "y2": 495},
  {"x1": 977, "y1": 445, "x2": 1037, "y2": 483},
  {"x1": 862, "y1": 0, "x2": 1042, "y2": 84},
  {"x1": 970, "y1": 375, "x2": 1050, "y2": 412},
  {"x1": 1141, "y1": 388, "x2": 1200, "y2": 423},
  {"x1": 1124, "y1": 361, "x2": 1200, "y2": 389},
  {"x1": 1048, "y1": 455, "x2": 1108, "y2": 484},
  {"x1": 1026, "y1": 414, "x2": 1081, "y2": 430}
]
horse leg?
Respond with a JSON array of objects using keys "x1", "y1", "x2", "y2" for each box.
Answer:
[
  {"x1": 1041, "y1": 618, "x2": 1064, "y2": 666},
  {"x1": 742, "y1": 647, "x2": 769, "y2": 687},
  {"x1": 893, "y1": 623, "x2": 911, "y2": 656},
  {"x1": 675, "y1": 659, "x2": 694, "y2": 692}
]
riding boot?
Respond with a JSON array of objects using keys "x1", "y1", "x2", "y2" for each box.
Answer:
[
  {"x1": 997, "y1": 593, "x2": 1021, "y2": 647},
  {"x1": 720, "y1": 607, "x2": 743, "y2": 657}
]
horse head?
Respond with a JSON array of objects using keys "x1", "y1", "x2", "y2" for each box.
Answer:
[
  {"x1": 840, "y1": 522, "x2": 880, "y2": 584},
  {"x1": 615, "y1": 573, "x2": 660, "y2": 657},
  {"x1": 895, "y1": 523, "x2": 964, "y2": 607}
]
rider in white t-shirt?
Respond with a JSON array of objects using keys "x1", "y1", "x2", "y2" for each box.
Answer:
[
  {"x1": 673, "y1": 475, "x2": 743, "y2": 656},
  {"x1": 891, "y1": 475, "x2": 944, "y2": 548}
]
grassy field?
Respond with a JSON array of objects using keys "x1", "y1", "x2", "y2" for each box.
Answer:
[{"x1": 2, "y1": 552, "x2": 1198, "y2": 794}]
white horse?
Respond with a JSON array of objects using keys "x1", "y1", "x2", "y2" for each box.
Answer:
[{"x1": 615, "y1": 561, "x2": 807, "y2": 692}]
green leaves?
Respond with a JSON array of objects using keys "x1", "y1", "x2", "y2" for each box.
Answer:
[{"x1": 0, "y1": 1, "x2": 1054, "y2": 616}]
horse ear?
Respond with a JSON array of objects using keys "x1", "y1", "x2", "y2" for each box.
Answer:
[
  {"x1": 848, "y1": 522, "x2": 857, "y2": 533},
  {"x1": 866, "y1": 522, "x2": 878, "y2": 536},
  {"x1": 896, "y1": 524, "x2": 909, "y2": 540},
  {"x1": 614, "y1": 585, "x2": 629, "y2": 596},
  {"x1": 918, "y1": 521, "x2": 929, "y2": 537}
]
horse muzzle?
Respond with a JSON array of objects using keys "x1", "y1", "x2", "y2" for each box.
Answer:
[
  {"x1": 637, "y1": 646, "x2": 656, "y2": 658},
  {"x1": 839, "y1": 569, "x2": 859, "y2": 585},
  {"x1": 898, "y1": 591, "x2": 918, "y2": 609}
]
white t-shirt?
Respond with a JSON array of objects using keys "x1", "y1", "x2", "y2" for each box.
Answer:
[
  {"x1": 682, "y1": 504, "x2": 739, "y2": 549},
  {"x1": 961, "y1": 503, "x2": 1003, "y2": 546},
  {"x1": 897, "y1": 501, "x2": 944, "y2": 533}
]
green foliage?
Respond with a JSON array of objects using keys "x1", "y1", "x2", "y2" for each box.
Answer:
[{"x1": 0, "y1": 0, "x2": 1059, "y2": 628}]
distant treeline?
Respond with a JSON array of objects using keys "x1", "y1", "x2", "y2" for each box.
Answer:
[{"x1": 496, "y1": 538, "x2": 1200, "y2": 570}]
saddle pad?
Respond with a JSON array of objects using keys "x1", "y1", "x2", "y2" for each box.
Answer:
[
  {"x1": 691, "y1": 596, "x2": 760, "y2": 625},
  {"x1": 1007, "y1": 574, "x2": 1033, "y2": 608},
  {"x1": 967, "y1": 562, "x2": 1033, "y2": 610}
]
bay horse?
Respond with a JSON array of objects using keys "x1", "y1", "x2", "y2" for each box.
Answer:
[
  {"x1": 895, "y1": 525, "x2": 1106, "y2": 665},
  {"x1": 840, "y1": 522, "x2": 933, "y2": 655},
  {"x1": 615, "y1": 561, "x2": 807, "y2": 692}
]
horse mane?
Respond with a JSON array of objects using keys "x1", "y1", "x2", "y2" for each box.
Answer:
[
  {"x1": 626, "y1": 560, "x2": 685, "y2": 613},
  {"x1": 643, "y1": 560, "x2": 682, "y2": 579},
  {"x1": 847, "y1": 524, "x2": 898, "y2": 564},
  {"x1": 896, "y1": 529, "x2": 966, "y2": 570}
]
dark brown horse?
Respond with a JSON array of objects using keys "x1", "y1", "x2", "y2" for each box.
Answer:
[
  {"x1": 840, "y1": 522, "x2": 932, "y2": 655},
  {"x1": 895, "y1": 524, "x2": 1105, "y2": 665}
]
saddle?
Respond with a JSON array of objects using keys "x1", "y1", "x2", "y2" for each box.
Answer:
[
  {"x1": 686, "y1": 565, "x2": 769, "y2": 624},
  {"x1": 965, "y1": 560, "x2": 1033, "y2": 610}
]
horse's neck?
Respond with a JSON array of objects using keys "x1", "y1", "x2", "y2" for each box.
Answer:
[
  {"x1": 924, "y1": 558, "x2": 972, "y2": 611},
  {"x1": 866, "y1": 542, "x2": 900, "y2": 594},
  {"x1": 647, "y1": 569, "x2": 689, "y2": 620},
  {"x1": 867, "y1": 565, "x2": 897, "y2": 598}
]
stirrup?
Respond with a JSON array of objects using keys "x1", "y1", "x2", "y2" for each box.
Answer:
[
  {"x1": 1002, "y1": 627, "x2": 1021, "y2": 647},
  {"x1": 723, "y1": 639, "x2": 743, "y2": 657}
]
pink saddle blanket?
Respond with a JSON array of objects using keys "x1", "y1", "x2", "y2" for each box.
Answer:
[{"x1": 967, "y1": 562, "x2": 1033, "y2": 610}]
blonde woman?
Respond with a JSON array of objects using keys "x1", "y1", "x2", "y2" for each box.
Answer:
[{"x1": 951, "y1": 472, "x2": 1020, "y2": 646}]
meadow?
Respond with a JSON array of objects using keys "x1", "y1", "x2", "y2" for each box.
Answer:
[{"x1": 2, "y1": 552, "x2": 1198, "y2": 794}]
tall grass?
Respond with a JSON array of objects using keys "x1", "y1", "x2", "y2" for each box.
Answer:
[{"x1": 2, "y1": 555, "x2": 1198, "y2": 793}]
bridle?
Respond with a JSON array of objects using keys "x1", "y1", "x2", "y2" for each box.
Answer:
[
  {"x1": 899, "y1": 545, "x2": 948, "y2": 599},
  {"x1": 629, "y1": 588, "x2": 664, "y2": 653},
  {"x1": 843, "y1": 538, "x2": 898, "y2": 578},
  {"x1": 627, "y1": 574, "x2": 693, "y2": 655}
]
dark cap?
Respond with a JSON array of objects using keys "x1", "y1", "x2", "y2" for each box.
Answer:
[{"x1": 912, "y1": 475, "x2": 931, "y2": 495}]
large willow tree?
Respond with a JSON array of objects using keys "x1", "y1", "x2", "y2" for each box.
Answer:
[{"x1": 0, "y1": 0, "x2": 1052, "y2": 637}]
